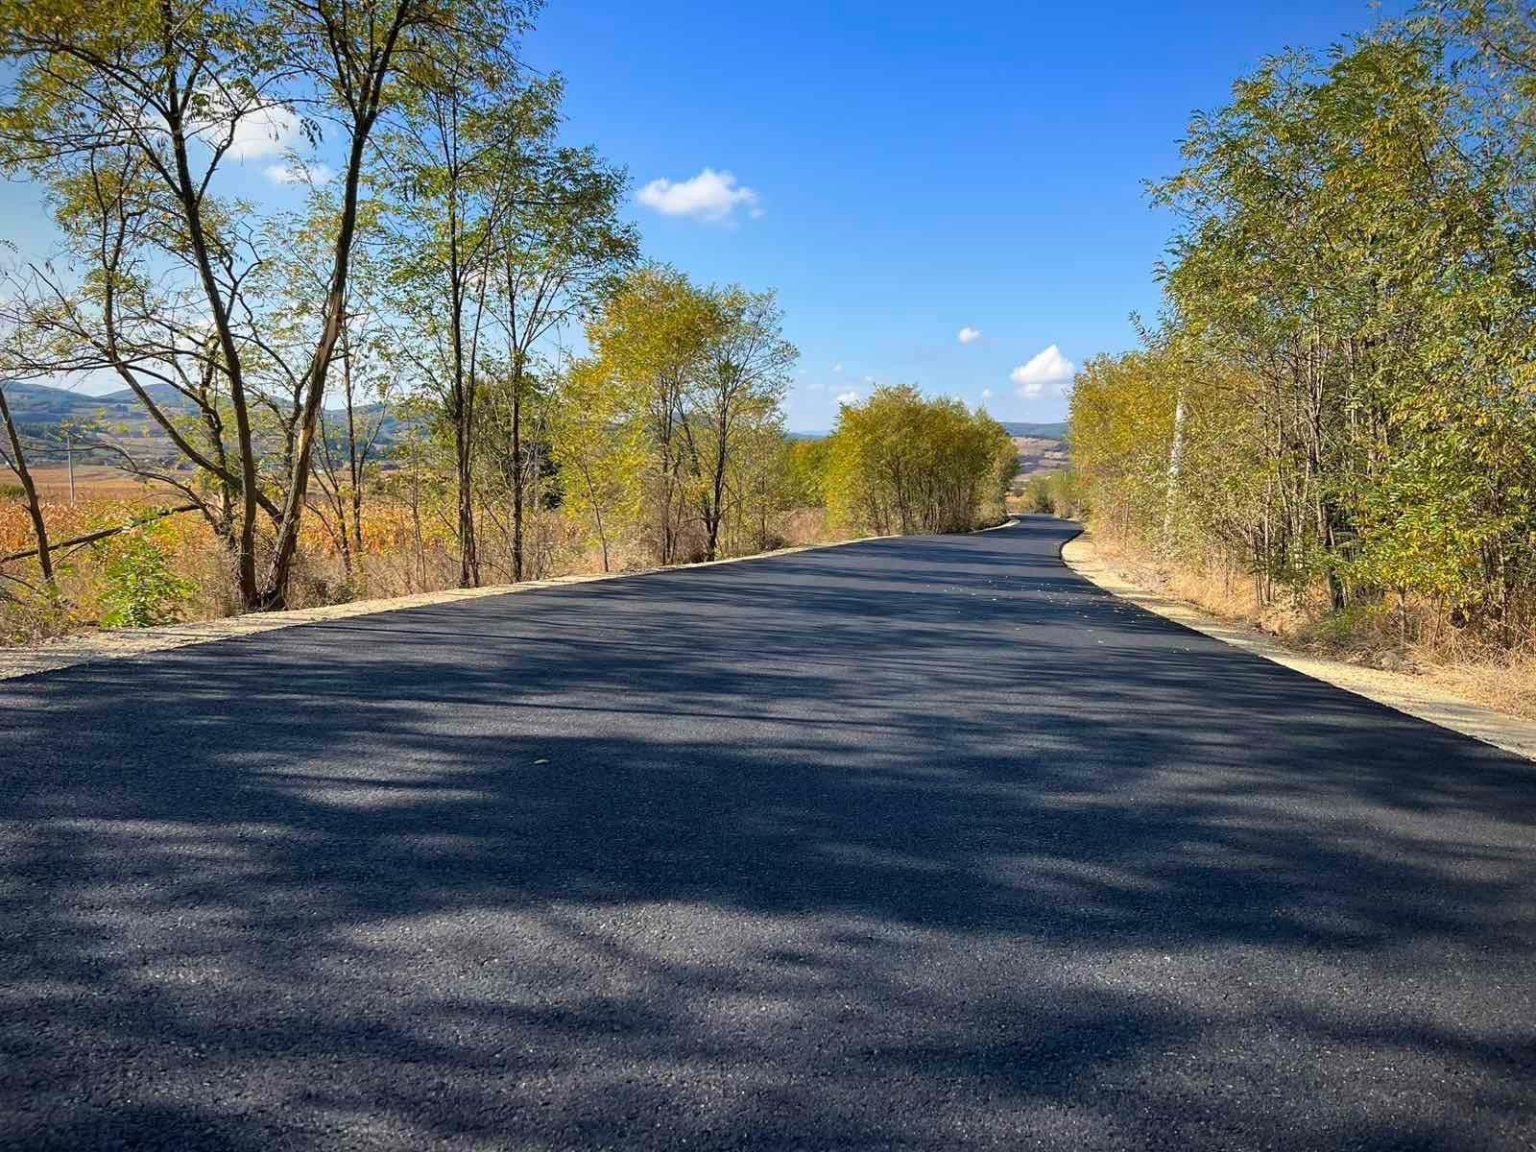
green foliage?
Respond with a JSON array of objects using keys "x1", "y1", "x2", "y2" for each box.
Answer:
[
  {"x1": 824, "y1": 385, "x2": 1015, "y2": 536},
  {"x1": 100, "y1": 533, "x2": 193, "y2": 629},
  {"x1": 783, "y1": 439, "x2": 828, "y2": 509},
  {"x1": 558, "y1": 266, "x2": 797, "y2": 565},
  {"x1": 1075, "y1": 12, "x2": 1536, "y2": 639},
  {"x1": 1023, "y1": 472, "x2": 1081, "y2": 517},
  {"x1": 0, "y1": 0, "x2": 541, "y2": 609}
]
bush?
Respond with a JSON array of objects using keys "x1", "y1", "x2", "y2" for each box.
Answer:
[
  {"x1": 1024, "y1": 475, "x2": 1055, "y2": 514},
  {"x1": 100, "y1": 533, "x2": 193, "y2": 628}
]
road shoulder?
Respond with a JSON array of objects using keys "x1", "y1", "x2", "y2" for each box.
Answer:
[
  {"x1": 0, "y1": 535, "x2": 880, "y2": 683},
  {"x1": 1061, "y1": 529, "x2": 1536, "y2": 763}
]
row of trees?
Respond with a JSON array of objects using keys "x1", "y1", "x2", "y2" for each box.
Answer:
[
  {"x1": 824, "y1": 385, "x2": 1016, "y2": 537},
  {"x1": 0, "y1": 0, "x2": 812, "y2": 616},
  {"x1": 0, "y1": 0, "x2": 552, "y2": 609},
  {"x1": 0, "y1": 0, "x2": 1019, "y2": 626},
  {"x1": 1071, "y1": 3, "x2": 1536, "y2": 644},
  {"x1": 558, "y1": 268, "x2": 795, "y2": 568}
]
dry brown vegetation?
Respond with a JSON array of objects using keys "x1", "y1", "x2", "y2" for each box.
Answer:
[
  {"x1": 0, "y1": 482, "x2": 835, "y2": 647},
  {"x1": 1084, "y1": 533, "x2": 1536, "y2": 721}
]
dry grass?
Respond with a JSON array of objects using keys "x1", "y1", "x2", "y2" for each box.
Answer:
[
  {"x1": 23, "y1": 465, "x2": 182, "y2": 503},
  {"x1": 1420, "y1": 652, "x2": 1536, "y2": 722},
  {"x1": 1, "y1": 483, "x2": 838, "y2": 648},
  {"x1": 1088, "y1": 535, "x2": 1303, "y2": 634}
]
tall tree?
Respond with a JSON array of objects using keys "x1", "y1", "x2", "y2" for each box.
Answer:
[
  {"x1": 490, "y1": 125, "x2": 637, "y2": 580},
  {"x1": 582, "y1": 267, "x2": 719, "y2": 565},
  {"x1": 681, "y1": 287, "x2": 794, "y2": 561},
  {"x1": 0, "y1": 0, "x2": 534, "y2": 608}
]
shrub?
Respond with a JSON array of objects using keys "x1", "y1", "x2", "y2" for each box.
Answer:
[{"x1": 100, "y1": 533, "x2": 194, "y2": 628}]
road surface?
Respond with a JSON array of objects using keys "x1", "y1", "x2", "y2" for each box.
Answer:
[{"x1": 2, "y1": 517, "x2": 1533, "y2": 1150}]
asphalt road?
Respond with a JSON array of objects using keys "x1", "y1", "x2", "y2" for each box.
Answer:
[{"x1": 2, "y1": 516, "x2": 1534, "y2": 1151}]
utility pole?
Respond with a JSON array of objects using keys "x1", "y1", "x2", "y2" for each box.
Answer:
[{"x1": 66, "y1": 430, "x2": 76, "y2": 503}]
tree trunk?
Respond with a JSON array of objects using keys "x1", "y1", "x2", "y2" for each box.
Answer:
[
  {"x1": 410, "y1": 441, "x2": 425, "y2": 592},
  {"x1": 457, "y1": 412, "x2": 479, "y2": 587},
  {"x1": 511, "y1": 359, "x2": 525, "y2": 582},
  {"x1": 0, "y1": 384, "x2": 55, "y2": 592},
  {"x1": 580, "y1": 460, "x2": 610, "y2": 573},
  {"x1": 344, "y1": 334, "x2": 365, "y2": 564},
  {"x1": 165, "y1": 101, "x2": 261, "y2": 609},
  {"x1": 259, "y1": 106, "x2": 387, "y2": 609},
  {"x1": 1164, "y1": 387, "x2": 1186, "y2": 543}
]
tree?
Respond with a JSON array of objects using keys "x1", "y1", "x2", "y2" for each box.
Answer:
[
  {"x1": 682, "y1": 288, "x2": 794, "y2": 561},
  {"x1": 825, "y1": 385, "x2": 1014, "y2": 537},
  {"x1": 580, "y1": 267, "x2": 717, "y2": 564},
  {"x1": 382, "y1": 54, "x2": 529, "y2": 587},
  {"x1": 547, "y1": 357, "x2": 638, "y2": 572},
  {"x1": 1079, "y1": 15, "x2": 1536, "y2": 642},
  {"x1": 0, "y1": 0, "x2": 534, "y2": 609},
  {"x1": 489, "y1": 115, "x2": 637, "y2": 580}
]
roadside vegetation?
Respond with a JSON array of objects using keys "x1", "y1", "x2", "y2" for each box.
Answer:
[
  {"x1": 0, "y1": 0, "x2": 1013, "y2": 645},
  {"x1": 824, "y1": 385, "x2": 1016, "y2": 538},
  {"x1": 1048, "y1": 2, "x2": 1536, "y2": 716}
]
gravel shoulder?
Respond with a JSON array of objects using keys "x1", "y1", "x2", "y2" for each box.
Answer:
[{"x1": 1061, "y1": 528, "x2": 1536, "y2": 762}]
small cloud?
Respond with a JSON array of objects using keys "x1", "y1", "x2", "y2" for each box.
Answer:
[
  {"x1": 981, "y1": 388, "x2": 993, "y2": 399},
  {"x1": 228, "y1": 103, "x2": 300, "y2": 160},
  {"x1": 637, "y1": 167, "x2": 760, "y2": 223},
  {"x1": 833, "y1": 363, "x2": 844, "y2": 374},
  {"x1": 958, "y1": 326, "x2": 982, "y2": 345},
  {"x1": 1011, "y1": 344, "x2": 1074, "y2": 398},
  {"x1": 265, "y1": 161, "x2": 334, "y2": 186},
  {"x1": 836, "y1": 390, "x2": 860, "y2": 405}
]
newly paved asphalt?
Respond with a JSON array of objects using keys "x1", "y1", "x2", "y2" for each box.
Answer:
[{"x1": 2, "y1": 517, "x2": 1534, "y2": 1150}]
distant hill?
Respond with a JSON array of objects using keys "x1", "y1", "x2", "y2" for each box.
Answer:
[
  {"x1": 0, "y1": 380, "x2": 146, "y2": 426},
  {"x1": 1, "y1": 380, "x2": 400, "y2": 463},
  {"x1": 5, "y1": 380, "x2": 1069, "y2": 475},
  {"x1": 999, "y1": 421, "x2": 1067, "y2": 440},
  {"x1": 788, "y1": 421, "x2": 1067, "y2": 443}
]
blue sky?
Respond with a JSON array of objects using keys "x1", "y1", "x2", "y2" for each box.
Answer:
[
  {"x1": 0, "y1": 0, "x2": 1395, "y2": 429},
  {"x1": 523, "y1": 0, "x2": 1394, "y2": 429}
]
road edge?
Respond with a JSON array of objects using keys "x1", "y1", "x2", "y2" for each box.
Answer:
[
  {"x1": 1060, "y1": 529, "x2": 1536, "y2": 763},
  {"x1": 0, "y1": 530, "x2": 894, "y2": 683}
]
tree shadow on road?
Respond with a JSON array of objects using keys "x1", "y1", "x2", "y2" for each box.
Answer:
[{"x1": 3, "y1": 520, "x2": 1533, "y2": 1149}]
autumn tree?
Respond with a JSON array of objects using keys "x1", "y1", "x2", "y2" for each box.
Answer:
[
  {"x1": 0, "y1": 0, "x2": 535, "y2": 608},
  {"x1": 1078, "y1": 14, "x2": 1536, "y2": 641},
  {"x1": 682, "y1": 288, "x2": 794, "y2": 561},
  {"x1": 489, "y1": 115, "x2": 637, "y2": 580},
  {"x1": 825, "y1": 385, "x2": 1015, "y2": 537}
]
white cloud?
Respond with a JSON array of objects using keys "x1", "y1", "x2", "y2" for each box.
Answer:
[
  {"x1": 981, "y1": 388, "x2": 993, "y2": 399},
  {"x1": 836, "y1": 390, "x2": 861, "y2": 405},
  {"x1": 636, "y1": 168, "x2": 761, "y2": 223},
  {"x1": 833, "y1": 363, "x2": 843, "y2": 374},
  {"x1": 1010, "y1": 344, "x2": 1074, "y2": 398},
  {"x1": 265, "y1": 160, "x2": 334, "y2": 186},
  {"x1": 958, "y1": 326, "x2": 982, "y2": 345},
  {"x1": 227, "y1": 103, "x2": 301, "y2": 160}
]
